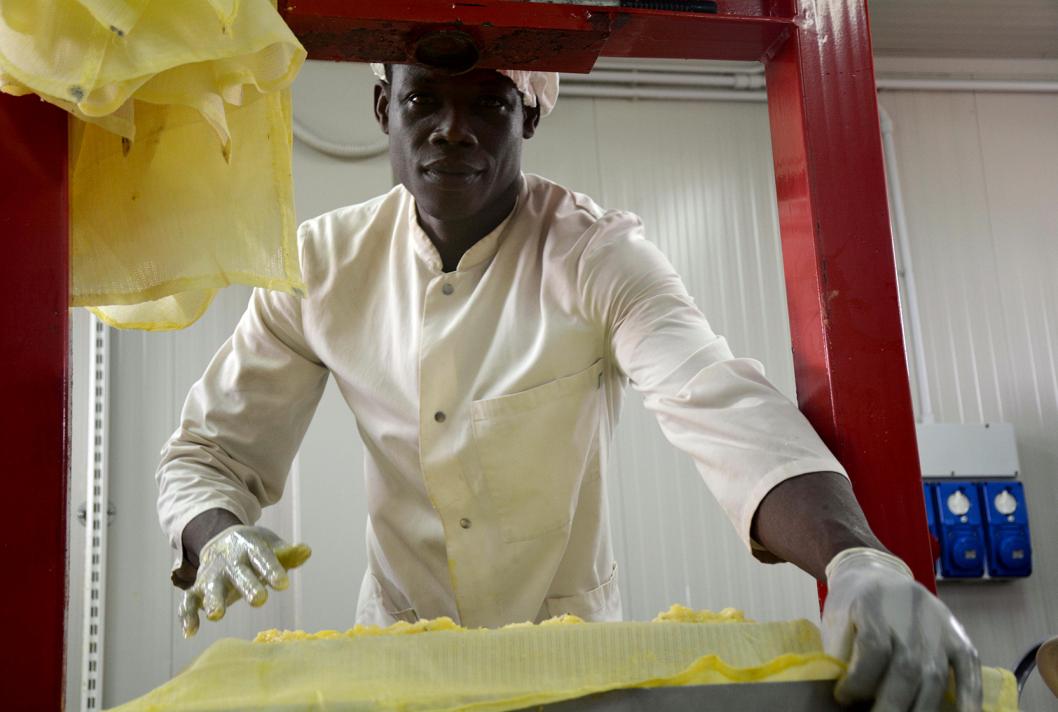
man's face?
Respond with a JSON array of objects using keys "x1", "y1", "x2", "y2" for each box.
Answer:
[{"x1": 374, "y1": 64, "x2": 540, "y2": 222}]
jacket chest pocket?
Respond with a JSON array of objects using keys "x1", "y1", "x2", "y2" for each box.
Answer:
[{"x1": 472, "y1": 359, "x2": 604, "y2": 543}]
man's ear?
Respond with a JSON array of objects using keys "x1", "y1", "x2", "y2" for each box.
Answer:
[
  {"x1": 522, "y1": 104, "x2": 541, "y2": 140},
  {"x1": 373, "y1": 83, "x2": 390, "y2": 135}
]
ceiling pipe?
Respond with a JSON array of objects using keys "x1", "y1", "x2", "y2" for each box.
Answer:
[
  {"x1": 561, "y1": 84, "x2": 766, "y2": 101},
  {"x1": 560, "y1": 71, "x2": 1058, "y2": 102},
  {"x1": 563, "y1": 69, "x2": 767, "y2": 89},
  {"x1": 592, "y1": 58, "x2": 765, "y2": 75},
  {"x1": 877, "y1": 78, "x2": 1058, "y2": 93}
]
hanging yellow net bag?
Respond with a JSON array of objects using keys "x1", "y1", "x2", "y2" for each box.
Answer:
[{"x1": 0, "y1": 0, "x2": 306, "y2": 329}]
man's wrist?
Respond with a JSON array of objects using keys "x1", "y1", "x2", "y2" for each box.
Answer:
[
  {"x1": 181, "y1": 508, "x2": 243, "y2": 568},
  {"x1": 751, "y1": 471, "x2": 888, "y2": 580},
  {"x1": 825, "y1": 546, "x2": 914, "y2": 583}
]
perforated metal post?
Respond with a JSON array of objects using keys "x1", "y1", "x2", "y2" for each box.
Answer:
[{"x1": 81, "y1": 315, "x2": 110, "y2": 711}]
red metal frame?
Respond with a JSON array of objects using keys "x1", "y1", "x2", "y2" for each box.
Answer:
[
  {"x1": 284, "y1": 0, "x2": 797, "y2": 67},
  {"x1": 8, "y1": 0, "x2": 932, "y2": 705},
  {"x1": 764, "y1": 1, "x2": 936, "y2": 597},
  {"x1": 1, "y1": 94, "x2": 70, "y2": 710}
]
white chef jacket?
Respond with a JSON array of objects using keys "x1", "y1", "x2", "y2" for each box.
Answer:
[{"x1": 157, "y1": 173, "x2": 847, "y2": 628}]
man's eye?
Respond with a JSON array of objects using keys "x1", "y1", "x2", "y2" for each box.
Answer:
[
  {"x1": 478, "y1": 96, "x2": 507, "y2": 109},
  {"x1": 407, "y1": 94, "x2": 435, "y2": 105}
]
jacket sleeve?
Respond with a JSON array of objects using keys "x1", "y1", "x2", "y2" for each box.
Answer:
[
  {"x1": 578, "y1": 211, "x2": 848, "y2": 562},
  {"x1": 156, "y1": 281, "x2": 329, "y2": 578}
]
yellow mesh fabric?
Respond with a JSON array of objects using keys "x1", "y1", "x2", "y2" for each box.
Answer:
[
  {"x1": 108, "y1": 606, "x2": 1018, "y2": 712},
  {"x1": 0, "y1": 0, "x2": 305, "y2": 330}
]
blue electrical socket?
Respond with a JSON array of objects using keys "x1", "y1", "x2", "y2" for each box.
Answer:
[
  {"x1": 978, "y1": 481, "x2": 1032, "y2": 578},
  {"x1": 932, "y1": 482, "x2": 986, "y2": 578}
]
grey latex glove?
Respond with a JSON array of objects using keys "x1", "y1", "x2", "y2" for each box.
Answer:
[
  {"x1": 178, "y1": 525, "x2": 311, "y2": 638},
  {"x1": 822, "y1": 547, "x2": 982, "y2": 711}
]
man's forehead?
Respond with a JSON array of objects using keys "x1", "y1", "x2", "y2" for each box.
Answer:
[{"x1": 393, "y1": 64, "x2": 517, "y2": 91}]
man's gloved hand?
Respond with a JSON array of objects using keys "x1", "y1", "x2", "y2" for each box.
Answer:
[
  {"x1": 178, "y1": 525, "x2": 311, "y2": 638},
  {"x1": 822, "y1": 547, "x2": 982, "y2": 711}
]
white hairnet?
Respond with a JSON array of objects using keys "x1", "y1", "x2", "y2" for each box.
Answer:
[{"x1": 370, "y1": 63, "x2": 558, "y2": 117}]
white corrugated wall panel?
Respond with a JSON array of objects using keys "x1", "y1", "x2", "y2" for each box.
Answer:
[
  {"x1": 881, "y1": 90, "x2": 1058, "y2": 710},
  {"x1": 99, "y1": 285, "x2": 300, "y2": 708},
  {"x1": 868, "y1": 0, "x2": 1058, "y2": 59},
  {"x1": 285, "y1": 60, "x2": 392, "y2": 635},
  {"x1": 523, "y1": 98, "x2": 820, "y2": 623}
]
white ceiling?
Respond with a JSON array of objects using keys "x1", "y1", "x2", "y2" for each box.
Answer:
[{"x1": 867, "y1": 0, "x2": 1058, "y2": 59}]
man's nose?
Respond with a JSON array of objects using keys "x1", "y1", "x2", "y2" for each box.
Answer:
[{"x1": 429, "y1": 104, "x2": 477, "y2": 147}]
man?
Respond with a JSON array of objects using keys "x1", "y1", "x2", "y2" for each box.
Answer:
[{"x1": 158, "y1": 62, "x2": 981, "y2": 710}]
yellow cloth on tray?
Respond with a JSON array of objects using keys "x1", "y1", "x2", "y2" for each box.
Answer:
[
  {"x1": 0, "y1": 0, "x2": 306, "y2": 330},
  {"x1": 108, "y1": 605, "x2": 1019, "y2": 712}
]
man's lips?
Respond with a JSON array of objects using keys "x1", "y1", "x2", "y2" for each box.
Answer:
[
  {"x1": 421, "y1": 160, "x2": 483, "y2": 189},
  {"x1": 422, "y1": 160, "x2": 483, "y2": 175}
]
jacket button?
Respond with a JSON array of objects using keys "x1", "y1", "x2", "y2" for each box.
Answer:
[
  {"x1": 434, "y1": 411, "x2": 446, "y2": 423},
  {"x1": 442, "y1": 283, "x2": 454, "y2": 295},
  {"x1": 459, "y1": 518, "x2": 471, "y2": 529}
]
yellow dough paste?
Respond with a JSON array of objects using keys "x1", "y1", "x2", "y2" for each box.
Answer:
[{"x1": 111, "y1": 605, "x2": 1018, "y2": 712}]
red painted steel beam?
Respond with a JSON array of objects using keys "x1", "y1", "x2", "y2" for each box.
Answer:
[
  {"x1": 764, "y1": 1, "x2": 936, "y2": 593},
  {"x1": 283, "y1": 0, "x2": 610, "y2": 71},
  {"x1": 600, "y1": 8, "x2": 790, "y2": 61},
  {"x1": 0, "y1": 95, "x2": 70, "y2": 709},
  {"x1": 281, "y1": 0, "x2": 795, "y2": 69}
]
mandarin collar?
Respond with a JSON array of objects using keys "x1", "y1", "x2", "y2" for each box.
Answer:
[{"x1": 405, "y1": 175, "x2": 527, "y2": 274}]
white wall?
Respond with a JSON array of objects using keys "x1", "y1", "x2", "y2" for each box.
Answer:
[
  {"x1": 68, "y1": 288, "x2": 301, "y2": 710},
  {"x1": 521, "y1": 97, "x2": 821, "y2": 621},
  {"x1": 66, "y1": 307, "x2": 88, "y2": 710},
  {"x1": 285, "y1": 61, "x2": 392, "y2": 634},
  {"x1": 881, "y1": 89, "x2": 1058, "y2": 710},
  {"x1": 66, "y1": 60, "x2": 1058, "y2": 709}
]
